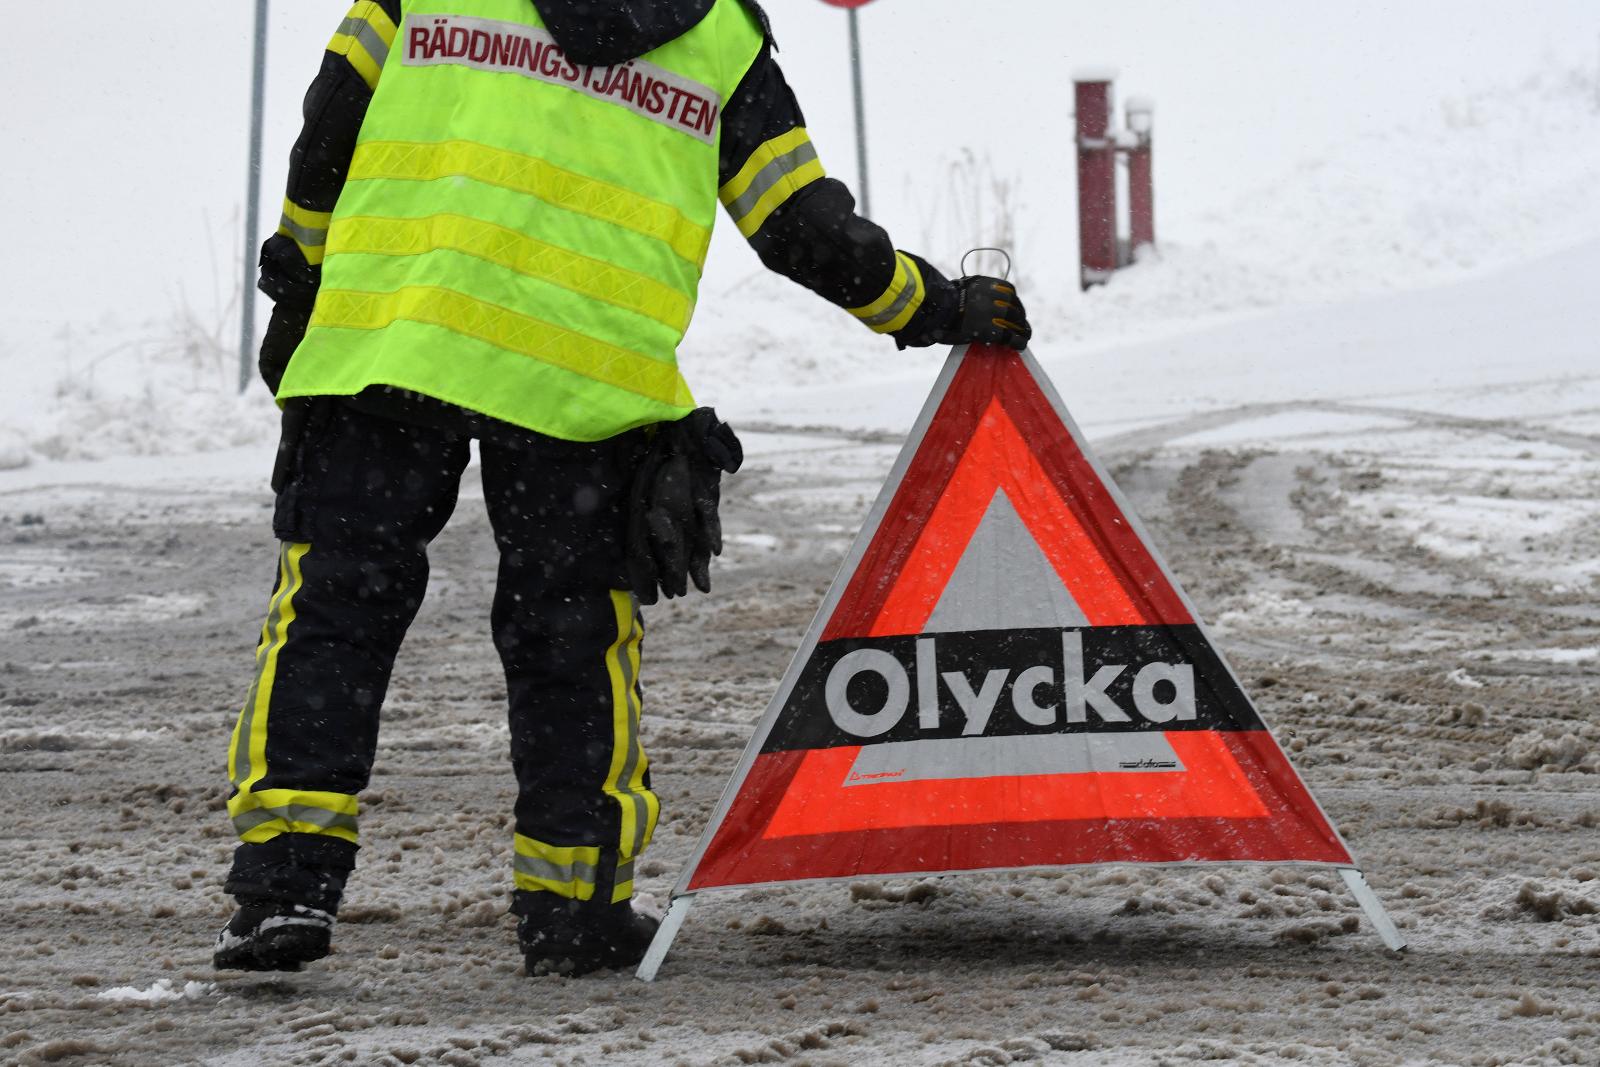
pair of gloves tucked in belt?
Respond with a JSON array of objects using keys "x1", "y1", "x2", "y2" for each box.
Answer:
[{"x1": 626, "y1": 408, "x2": 744, "y2": 606}]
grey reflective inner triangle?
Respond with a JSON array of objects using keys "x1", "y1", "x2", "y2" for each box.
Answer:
[
  {"x1": 843, "y1": 733, "x2": 1185, "y2": 786},
  {"x1": 924, "y1": 488, "x2": 1090, "y2": 633}
]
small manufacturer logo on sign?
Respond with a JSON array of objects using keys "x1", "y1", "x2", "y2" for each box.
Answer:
[{"x1": 404, "y1": 15, "x2": 722, "y2": 144}]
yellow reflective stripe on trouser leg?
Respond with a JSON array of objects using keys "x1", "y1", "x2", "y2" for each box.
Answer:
[
  {"x1": 512, "y1": 835, "x2": 601, "y2": 900},
  {"x1": 602, "y1": 590, "x2": 655, "y2": 903},
  {"x1": 228, "y1": 542, "x2": 308, "y2": 788},
  {"x1": 225, "y1": 543, "x2": 353, "y2": 844}
]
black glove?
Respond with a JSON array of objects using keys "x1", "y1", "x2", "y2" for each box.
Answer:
[
  {"x1": 936, "y1": 275, "x2": 1031, "y2": 350},
  {"x1": 626, "y1": 408, "x2": 744, "y2": 605},
  {"x1": 269, "y1": 397, "x2": 323, "y2": 495},
  {"x1": 259, "y1": 302, "x2": 313, "y2": 394}
]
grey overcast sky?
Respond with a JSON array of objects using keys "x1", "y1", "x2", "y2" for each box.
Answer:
[{"x1": 2, "y1": 1, "x2": 1596, "y2": 356}]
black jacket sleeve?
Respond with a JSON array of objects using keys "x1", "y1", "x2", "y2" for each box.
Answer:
[
  {"x1": 256, "y1": 2, "x2": 400, "y2": 392},
  {"x1": 717, "y1": 46, "x2": 959, "y2": 348},
  {"x1": 257, "y1": 1, "x2": 402, "y2": 311}
]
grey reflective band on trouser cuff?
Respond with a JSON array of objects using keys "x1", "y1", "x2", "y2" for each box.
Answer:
[
  {"x1": 232, "y1": 803, "x2": 358, "y2": 835},
  {"x1": 338, "y1": 16, "x2": 392, "y2": 67},
  {"x1": 859, "y1": 257, "x2": 921, "y2": 329},
  {"x1": 279, "y1": 214, "x2": 328, "y2": 249},
  {"x1": 614, "y1": 858, "x2": 634, "y2": 885},
  {"x1": 514, "y1": 852, "x2": 600, "y2": 887},
  {"x1": 724, "y1": 140, "x2": 820, "y2": 223}
]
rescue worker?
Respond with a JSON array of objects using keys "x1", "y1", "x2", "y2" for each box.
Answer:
[{"x1": 215, "y1": 0, "x2": 1031, "y2": 977}]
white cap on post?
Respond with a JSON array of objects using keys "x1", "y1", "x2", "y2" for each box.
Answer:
[
  {"x1": 1070, "y1": 65, "x2": 1119, "y2": 84},
  {"x1": 1125, "y1": 96, "x2": 1154, "y2": 134}
]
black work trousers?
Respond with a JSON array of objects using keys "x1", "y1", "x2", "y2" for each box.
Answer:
[{"x1": 225, "y1": 400, "x2": 657, "y2": 913}]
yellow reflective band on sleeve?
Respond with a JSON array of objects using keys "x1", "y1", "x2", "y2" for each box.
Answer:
[
  {"x1": 349, "y1": 140, "x2": 713, "y2": 268},
  {"x1": 328, "y1": 1, "x2": 398, "y2": 91},
  {"x1": 329, "y1": 214, "x2": 693, "y2": 332},
  {"x1": 601, "y1": 589, "x2": 656, "y2": 903},
  {"x1": 228, "y1": 788, "x2": 360, "y2": 845},
  {"x1": 310, "y1": 286, "x2": 694, "y2": 408},
  {"x1": 848, "y1": 251, "x2": 925, "y2": 334},
  {"x1": 513, "y1": 834, "x2": 601, "y2": 900},
  {"x1": 719, "y1": 127, "x2": 825, "y2": 239},
  {"x1": 278, "y1": 199, "x2": 333, "y2": 266}
]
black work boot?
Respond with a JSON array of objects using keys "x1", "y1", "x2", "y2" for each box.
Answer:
[
  {"x1": 213, "y1": 898, "x2": 335, "y2": 972},
  {"x1": 516, "y1": 893, "x2": 660, "y2": 977}
]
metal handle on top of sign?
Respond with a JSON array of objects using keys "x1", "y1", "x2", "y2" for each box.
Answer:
[{"x1": 960, "y1": 246, "x2": 1014, "y2": 281}]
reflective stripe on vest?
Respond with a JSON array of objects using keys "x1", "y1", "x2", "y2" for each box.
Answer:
[
  {"x1": 329, "y1": 213, "x2": 694, "y2": 332},
  {"x1": 347, "y1": 139, "x2": 713, "y2": 269},
  {"x1": 278, "y1": 0, "x2": 765, "y2": 441}
]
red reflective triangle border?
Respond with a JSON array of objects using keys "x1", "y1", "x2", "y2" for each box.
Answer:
[
  {"x1": 683, "y1": 345, "x2": 1353, "y2": 893},
  {"x1": 823, "y1": 347, "x2": 1192, "y2": 640}
]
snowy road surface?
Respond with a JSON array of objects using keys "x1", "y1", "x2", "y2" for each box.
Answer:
[{"x1": 2, "y1": 368, "x2": 1597, "y2": 1064}]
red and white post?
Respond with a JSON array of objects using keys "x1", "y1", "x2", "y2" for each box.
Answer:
[
  {"x1": 1073, "y1": 72, "x2": 1117, "y2": 290},
  {"x1": 1125, "y1": 96, "x2": 1155, "y2": 257},
  {"x1": 1075, "y1": 73, "x2": 1157, "y2": 288}
]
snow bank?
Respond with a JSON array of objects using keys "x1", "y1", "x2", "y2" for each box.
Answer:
[
  {"x1": 1030, "y1": 63, "x2": 1600, "y2": 351},
  {"x1": 0, "y1": 311, "x2": 277, "y2": 471},
  {"x1": 694, "y1": 61, "x2": 1600, "y2": 423},
  {"x1": 3, "y1": 63, "x2": 1599, "y2": 469}
]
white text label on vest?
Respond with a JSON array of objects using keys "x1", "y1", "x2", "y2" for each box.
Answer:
[{"x1": 404, "y1": 15, "x2": 722, "y2": 145}]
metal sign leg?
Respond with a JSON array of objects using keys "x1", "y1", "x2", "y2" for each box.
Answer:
[
  {"x1": 635, "y1": 896, "x2": 694, "y2": 982},
  {"x1": 1339, "y1": 868, "x2": 1406, "y2": 951}
]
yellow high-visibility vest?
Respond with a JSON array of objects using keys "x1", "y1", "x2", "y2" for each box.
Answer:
[{"x1": 277, "y1": 0, "x2": 765, "y2": 441}]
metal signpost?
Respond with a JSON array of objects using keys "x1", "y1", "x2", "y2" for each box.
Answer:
[
  {"x1": 239, "y1": 0, "x2": 269, "y2": 394},
  {"x1": 818, "y1": 0, "x2": 877, "y2": 216}
]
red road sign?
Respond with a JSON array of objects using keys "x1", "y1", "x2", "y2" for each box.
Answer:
[
  {"x1": 819, "y1": 0, "x2": 878, "y2": 7},
  {"x1": 677, "y1": 343, "x2": 1355, "y2": 894}
]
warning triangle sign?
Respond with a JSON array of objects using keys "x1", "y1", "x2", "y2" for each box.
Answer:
[{"x1": 652, "y1": 344, "x2": 1381, "y2": 963}]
